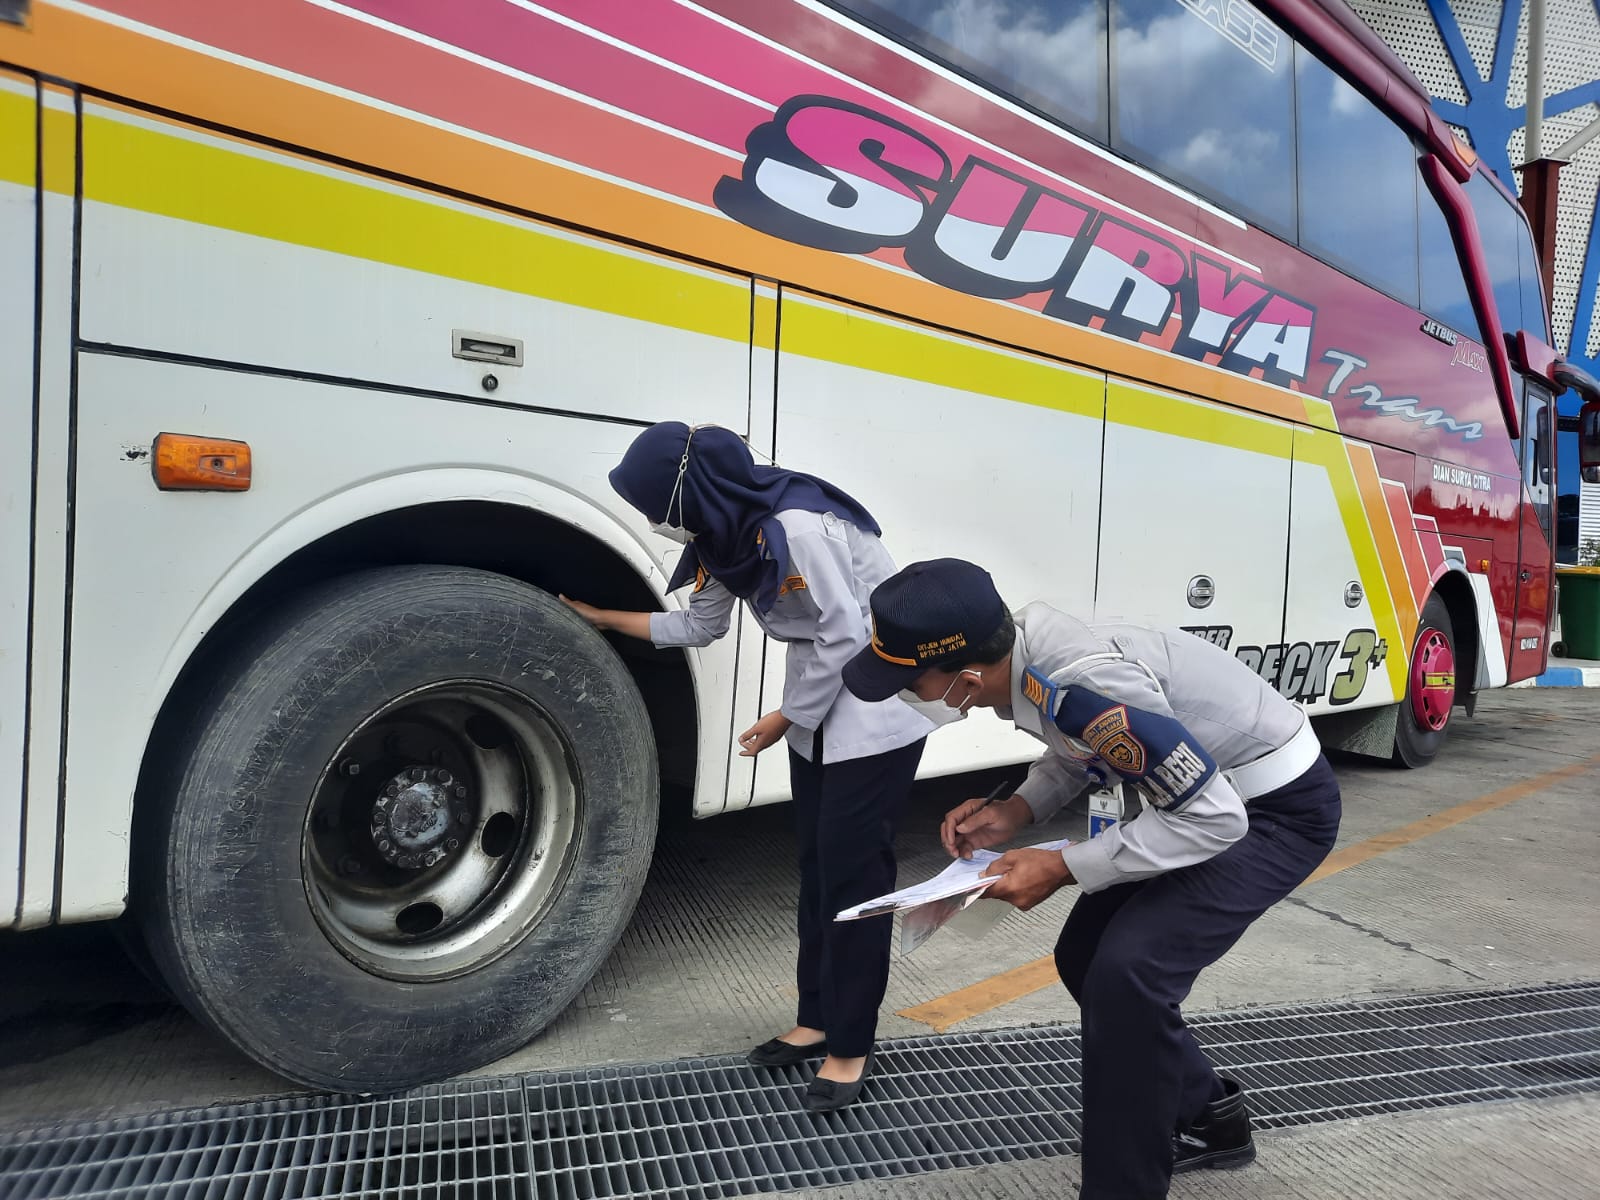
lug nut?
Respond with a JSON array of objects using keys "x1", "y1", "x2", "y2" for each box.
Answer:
[
  {"x1": 339, "y1": 759, "x2": 361, "y2": 777},
  {"x1": 435, "y1": 769, "x2": 453, "y2": 785},
  {"x1": 386, "y1": 782, "x2": 400, "y2": 798},
  {"x1": 453, "y1": 785, "x2": 467, "y2": 798},
  {"x1": 379, "y1": 839, "x2": 392, "y2": 853},
  {"x1": 446, "y1": 838, "x2": 460, "y2": 851},
  {"x1": 410, "y1": 767, "x2": 426, "y2": 782},
  {"x1": 376, "y1": 796, "x2": 390, "y2": 808}
]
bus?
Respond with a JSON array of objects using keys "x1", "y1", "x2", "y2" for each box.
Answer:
[{"x1": 4, "y1": 0, "x2": 1597, "y2": 1093}]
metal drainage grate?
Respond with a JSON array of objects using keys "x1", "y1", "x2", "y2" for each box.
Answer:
[{"x1": 3, "y1": 981, "x2": 1599, "y2": 1200}]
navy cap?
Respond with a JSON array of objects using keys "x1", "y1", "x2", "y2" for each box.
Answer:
[{"x1": 843, "y1": 558, "x2": 1010, "y2": 702}]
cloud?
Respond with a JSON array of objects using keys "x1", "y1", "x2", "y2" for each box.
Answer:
[
  {"x1": 899, "y1": 0, "x2": 1107, "y2": 116},
  {"x1": 1177, "y1": 125, "x2": 1283, "y2": 175}
]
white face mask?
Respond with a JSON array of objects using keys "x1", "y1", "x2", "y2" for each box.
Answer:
[
  {"x1": 899, "y1": 671, "x2": 981, "y2": 727},
  {"x1": 648, "y1": 521, "x2": 693, "y2": 544}
]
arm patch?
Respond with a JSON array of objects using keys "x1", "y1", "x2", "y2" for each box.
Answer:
[
  {"x1": 1055, "y1": 686, "x2": 1218, "y2": 810},
  {"x1": 1022, "y1": 665, "x2": 1060, "y2": 717}
]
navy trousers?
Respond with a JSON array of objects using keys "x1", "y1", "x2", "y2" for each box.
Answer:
[
  {"x1": 789, "y1": 731, "x2": 926, "y2": 1058},
  {"x1": 1055, "y1": 755, "x2": 1342, "y2": 1200}
]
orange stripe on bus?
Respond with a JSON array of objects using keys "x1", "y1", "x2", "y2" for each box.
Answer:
[
  {"x1": 1381, "y1": 480, "x2": 1432, "y2": 604},
  {"x1": 1348, "y1": 446, "x2": 1419, "y2": 641}
]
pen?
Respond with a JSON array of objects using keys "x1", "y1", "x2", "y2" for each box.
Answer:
[{"x1": 975, "y1": 779, "x2": 1011, "y2": 812}]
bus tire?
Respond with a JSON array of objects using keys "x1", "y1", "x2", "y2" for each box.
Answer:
[
  {"x1": 134, "y1": 565, "x2": 658, "y2": 1093},
  {"x1": 1392, "y1": 593, "x2": 1457, "y2": 769}
]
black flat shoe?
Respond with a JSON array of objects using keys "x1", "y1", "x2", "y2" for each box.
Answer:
[
  {"x1": 803, "y1": 1052, "x2": 875, "y2": 1113},
  {"x1": 747, "y1": 1037, "x2": 828, "y2": 1068}
]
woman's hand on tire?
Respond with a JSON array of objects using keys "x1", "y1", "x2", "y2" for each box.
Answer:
[
  {"x1": 560, "y1": 597, "x2": 654, "y2": 641},
  {"x1": 560, "y1": 594, "x2": 607, "y2": 627}
]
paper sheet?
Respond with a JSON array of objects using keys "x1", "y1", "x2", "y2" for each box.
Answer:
[
  {"x1": 833, "y1": 853, "x2": 1004, "y2": 921},
  {"x1": 835, "y1": 838, "x2": 1075, "y2": 954}
]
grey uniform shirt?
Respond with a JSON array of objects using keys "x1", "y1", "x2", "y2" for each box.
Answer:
[
  {"x1": 648, "y1": 510, "x2": 930, "y2": 763},
  {"x1": 1002, "y1": 603, "x2": 1312, "y2": 894}
]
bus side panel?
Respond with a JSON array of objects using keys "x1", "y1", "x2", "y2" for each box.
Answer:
[
  {"x1": 1096, "y1": 383, "x2": 1290, "y2": 654},
  {"x1": 753, "y1": 292, "x2": 1096, "y2": 800},
  {"x1": 56, "y1": 106, "x2": 766, "y2": 919},
  {"x1": 0, "y1": 72, "x2": 36, "y2": 924},
  {"x1": 75, "y1": 104, "x2": 753, "y2": 434}
]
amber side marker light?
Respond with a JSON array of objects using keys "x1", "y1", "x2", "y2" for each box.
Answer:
[{"x1": 152, "y1": 433, "x2": 252, "y2": 492}]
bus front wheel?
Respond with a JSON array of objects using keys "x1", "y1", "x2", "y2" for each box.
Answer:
[
  {"x1": 1392, "y1": 593, "x2": 1457, "y2": 769},
  {"x1": 133, "y1": 565, "x2": 658, "y2": 1092}
]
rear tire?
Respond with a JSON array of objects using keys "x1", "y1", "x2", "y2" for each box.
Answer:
[
  {"x1": 134, "y1": 566, "x2": 657, "y2": 1092},
  {"x1": 1392, "y1": 593, "x2": 1457, "y2": 769}
]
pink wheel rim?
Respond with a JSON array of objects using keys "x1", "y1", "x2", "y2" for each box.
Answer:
[{"x1": 1409, "y1": 628, "x2": 1455, "y2": 733}]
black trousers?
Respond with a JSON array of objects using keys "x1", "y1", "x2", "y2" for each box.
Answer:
[
  {"x1": 789, "y1": 730, "x2": 926, "y2": 1058},
  {"x1": 1054, "y1": 755, "x2": 1342, "y2": 1200}
]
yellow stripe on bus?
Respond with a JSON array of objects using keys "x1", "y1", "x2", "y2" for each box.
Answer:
[
  {"x1": 42, "y1": 101, "x2": 74, "y2": 198},
  {"x1": 1295, "y1": 427, "x2": 1410, "y2": 698},
  {"x1": 782, "y1": 298, "x2": 1104, "y2": 419},
  {"x1": 1300, "y1": 394, "x2": 1340, "y2": 432},
  {"x1": 81, "y1": 112, "x2": 751, "y2": 347},
  {"x1": 0, "y1": 86, "x2": 32, "y2": 188},
  {"x1": 1347, "y1": 443, "x2": 1421, "y2": 650},
  {"x1": 1108, "y1": 381, "x2": 1293, "y2": 458},
  {"x1": 754, "y1": 290, "x2": 778, "y2": 352}
]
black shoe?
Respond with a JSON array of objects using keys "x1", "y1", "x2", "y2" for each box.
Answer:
[
  {"x1": 1172, "y1": 1078, "x2": 1256, "y2": 1173},
  {"x1": 747, "y1": 1037, "x2": 827, "y2": 1068},
  {"x1": 803, "y1": 1052, "x2": 875, "y2": 1113}
]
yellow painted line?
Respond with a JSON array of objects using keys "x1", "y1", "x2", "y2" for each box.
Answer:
[
  {"x1": 1301, "y1": 752, "x2": 1600, "y2": 884},
  {"x1": 782, "y1": 298, "x2": 1104, "y2": 420},
  {"x1": 82, "y1": 112, "x2": 751, "y2": 345},
  {"x1": 898, "y1": 753, "x2": 1600, "y2": 1033},
  {"x1": 899, "y1": 956, "x2": 1063, "y2": 1035}
]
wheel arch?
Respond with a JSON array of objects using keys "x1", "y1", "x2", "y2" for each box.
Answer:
[
  {"x1": 1429, "y1": 565, "x2": 1481, "y2": 699},
  {"x1": 134, "y1": 471, "x2": 707, "y2": 863}
]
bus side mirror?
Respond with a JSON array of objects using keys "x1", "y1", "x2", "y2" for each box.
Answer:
[
  {"x1": 1581, "y1": 402, "x2": 1600, "y2": 484},
  {"x1": 1552, "y1": 360, "x2": 1600, "y2": 483}
]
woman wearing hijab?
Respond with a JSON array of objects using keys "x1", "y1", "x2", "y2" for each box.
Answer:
[{"x1": 562, "y1": 421, "x2": 929, "y2": 1113}]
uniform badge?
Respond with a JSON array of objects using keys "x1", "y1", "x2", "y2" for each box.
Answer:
[
  {"x1": 1021, "y1": 666, "x2": 1060, "y2": 717},
  {"x1": 777, "y1": 574, "x2": 807, "y2": 596},
  {"x1": 1083, "y1": 704, "x2": 1147, "y2": 775}
]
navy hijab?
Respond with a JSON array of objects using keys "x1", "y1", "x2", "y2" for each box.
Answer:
[{"x1": 608, "y1": 422, "x2": 880, "y2": 612}]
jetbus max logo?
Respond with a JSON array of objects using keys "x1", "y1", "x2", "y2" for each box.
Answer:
[{"x1": 715, "y1": 96, "x2": 1318, "y2": 387}]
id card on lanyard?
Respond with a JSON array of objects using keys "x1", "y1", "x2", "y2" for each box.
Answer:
[
  {"x1": 1084, "y1": 764, "x2": 1120, "y2": 837},
  {"x1": 1087, "y1": 778, "x2": 1144, "y2": 838},
  {"x1": 1088, "y1": 788, "x2": 1122, "y2": 837}
]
